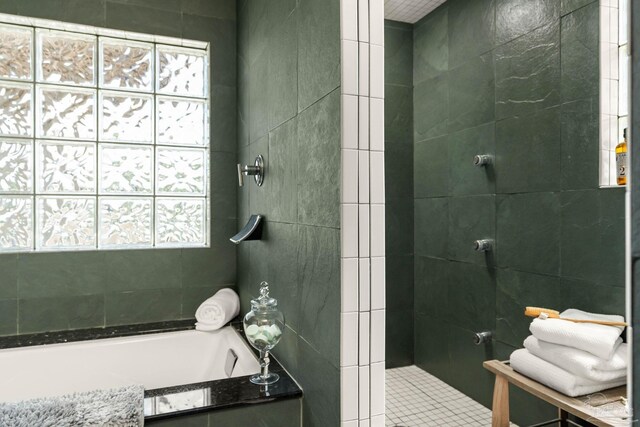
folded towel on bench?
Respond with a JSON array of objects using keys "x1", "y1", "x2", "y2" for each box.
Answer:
[{"x1": 510, "y1": 349, "x2": 625, "y2": 397}]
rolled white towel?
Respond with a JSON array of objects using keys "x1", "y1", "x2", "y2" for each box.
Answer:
[
  {"x1": 529, "y1": 309, "x2": 625, "y2": 360},
  {"x1": 510, "y1": 349, "x2": 626, "y2": 397},
  {"x1": 523, "y1": 336, "x2": 628, "y2": 383},
  {"x1": 195, "y1": 288, "x2": 240, "y2": 331}
]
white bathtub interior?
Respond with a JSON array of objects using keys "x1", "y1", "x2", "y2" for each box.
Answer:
[{"x1": 0, "y1": 326, "x2": 260, "y2": 403}]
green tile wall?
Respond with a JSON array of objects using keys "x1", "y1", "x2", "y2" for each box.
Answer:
[
  {"x1": 631, "y1": 1, "x2": 640, "y2": 419},
  {"x1": 0, "y1": 0, "x2": 238, "y2": 336},
  {"x1": 407, "y1": 0, "x2": 625, "y2": 425},
  {"x1": 385, "y1": 20, "x2": 414, "y2": 368},
  {"x1": 236, "y1": 1, "x2": 341, "y2": 426}
]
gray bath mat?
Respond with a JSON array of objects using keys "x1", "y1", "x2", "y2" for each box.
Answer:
[{"x1": 0, "y1": 384, "x2": 144, "y2": 427}]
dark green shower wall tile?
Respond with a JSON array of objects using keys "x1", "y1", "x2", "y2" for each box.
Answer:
[
  {"x1": 560, "y1": 190, "x2": 625, "y2": 287},
  {"x1": 447, "y1": 0, "x2": 495, "y2": 69},
  {"x1": 385, "y1": 22, "x2": 413, "y2": 86},
  {"x1": 563, "y1": 279, "x2": 625, "y2": 316},
  {"x1": 385, "y1": 142, "x2": 413, "y2": 199},
  {"x1": 0, "y1": 299, "x2": 17, "y2": 336},
  {"x1": 105, "y1": 249, "x2": 181, "y2": 291},
  {"x1": 496, "y1": 0, "x2": 560, "y2": 45},
  {"x1": 495, "y1": 107, "x2": 561, "y2": 194},
  {"x1": 561, "y1": 98, "x2": 599, "y2": 190},
  {"x1": 108, "y1": 0, "x2": 180, "y2": 12},
  {"x1": 105, "y1": 288, "x2": 182, "y2": 326},
  {"x1": 297, "y1": 90, "x2": 340, "y2": 229},
  {"x1": 386, "y1": 255, "x2": 414, "y2": 311},
  {"x1": 496, "y1": 269, "x2": 562, "y2": 348},
  {"x1": 0, "y1": 255, "x2": 17, "y2": 299},
  {"x1": 561, "y1": 0, "x2": 597, "y2": 16},
  {"x1": 414, "y1": 256, "x2": 450, "y2": 318},
  {"x1": 18, "y1": 0, "x2": 105, "y2": 27},
  {"x1": 561, "y1": 2, "x2": 599, "y2": 103},
  {"x1": 414, "y1": 198, "x2": 449, "y2": 259},
  {"x1": 385, "y1": 85, "x2": 413, "y2": 143},
  {"x1": 18, "y1": 252, "x2": 106, "y2": 298},
  {"x1": 297, "y1": 0, "x2": 340, "y2": 111},
  {"x1": 413, "y1": 4, "x2": 448, "y2": 84},
  {"x1": 446, "y1": 325, "x2": 496, "y2": 409},
  {"x1": 448, "y1": 262, "x2": 497, "y2": 331},
  {"x1": 295, "y1": 340, "x2": 339, "y2": 427},
  {"x1": 248, "y1": 222, "x2": 300, "y2": 331},
  {"x1": 237, "y1": 56, "x2": 250, "y2": 148},
  {"x1": 181, "y1": 246, "x2": 236, "y2": 288},
  {"x1": 497, "y1": 192, "x2": 561, "y2": 276},
  {"x1": 414, "y1": 74, "x2": 449, "y2": 141},
  {"x1": 267, "y1": 8, "x2": 298, "y2": 131},
  {"x1": 267, "y1": 119, "x2": 298, "y2": 223},
  {"x1": 449, "y1": 122, "x2": 496, "y2": 196},
  {"x1": 297, "y1": 225, "x2": 340, "y2": 368},
  {"x1": 183, "y1": 15, "x2": 236, "y2": 86},
  {"x1": 210, "y1": 151, "x2": 238, "y2": 222},
  {"x1": 386, "y1": 199, "x2": 413, "y2": 256},
  {"x1": 273, "y1": 324, "x2": 299, "y2": 374},
  {"x1": 448, "y1": 52, "x2": 495, "y2": 133},
  {"x1": 386, "y1": 309, "x2": 414, "y2": 368},
  {"x1": 414, "y1": 135, "x2": 449, "y2": 198},
  {"x1": 210, "y1": 85, "x2": 237, "y2": 153},
  {"x1": 248, "y1": 50, "x2": 269, "y2": 142},
  {"x1": 414, "y1": 314, "x2": 453, "y2": 385},
  {"x1": 19, "y1": 295, "x2": 104, "y2": 334},
  {"x1": 181, "y1": 285, "x2": 223, "y2": 318},
  {"x1": 448, "y1": 195, "x2": 496, "y2": 265},
  {"x1": 495, "y1": 21, "x2": 561, "y2": 120},
  {"x1": 0, "y1": 1, "x2": 18, "y2": 14},
  {"x1": 181, "y1": 0, "x2": 236, "y2": 20},
  {"x1": 105, "y1": 1, "x2": 181, "y2": 38}
]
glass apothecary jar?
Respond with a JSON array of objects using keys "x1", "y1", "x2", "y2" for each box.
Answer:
[{"x1": 243, "y1": 281, "x2": 285, "y2": 385}]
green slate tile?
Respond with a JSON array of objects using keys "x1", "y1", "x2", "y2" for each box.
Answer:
[
  {"x1": 449, "y1": 122, "x2": 496, "y2": 196},
  {"x1": 105, "y1": 289, "x2": 181, "y2": 326},
  {"x1": 210, "y1": 150, "x2": 238, "y2": 223},
  {"x1": 0, "y1": 299, "x2": 17, "y2": 336},
  {"x1": 385, "y1": 84, "x2": 413, "y2": 143},
  {"x1": 297, "y1": 90, "x2": 340, "y2": 228},
  {"x1": 561, "y1": 98, "x2": 599, "y2": 190},
  {"x1": 414, "y1": 198, "x2": 449, "y2": 259},
  {"x1": 19, "y1": 295, "x2": 104, "y2": 334},
  {"x1": 386, "y1": 255, "x2": 414, "y2": 311},
  {"x1": 447, "y1": 262, "x2": 497, "y2": 331},
  {"x1": 181, "y1": 246, "x2": 236, "y2": 289},
  {"x1": 563, "y1": 278, "x2": 625, "y2": 316},
  {"x1": 497, "y1": 192, "x2": 561, "y2": 276},
  {"x1": 448, "y1": 195, "x2": 496, "y2": 265},
  {"x1": 385, "y1": 141, "x2": 413, "y2": 199},
  {"x1": 248, "y1": 49, "x2": 269, "y2": 142},
  {"x1": 414, "y1": 135, "x2": 449, "y2": 198},
  {"x1": 297, "y1": 0, "x2": 340, "y2": 111},
  {"x1": 414, "y1": 314, "x2": 453, "y2": 385},
  {"x1": 181, "y1": 0, "x2": 236, "y2": 20},
  {"x1": 385, "y1": 22, "x2": 413, "y2": 86},
  {"x1": 105, "y1": 249, "x2": 181, "y2": 291},
  {"x1": 495, "y1": 21, "x2": 561, "y2": 120},
  {"x1": 413, "y1": 4, "x2": 448, "y2": 84},
  {"x1": 561, "y1": 0, "x2": 597, "y2": 16},
  {"x1": 496, "y1": 107, "x2": 561, "y2": 194},
  {"x1": 496, "y1": 269, "x2": 562, "y2": 348},
  {"x1": 272, "y1": 324, "x2": 299, "y2": 374},
  {"x1": 560, "y1": 189, "x2": 625, "y2": 287},
  {"x1": 210, "y1": 85, "x2": 237, "y2": 153},
  {"x1": 448, "y1": 52, "x2": 495, "y2": 133},
  {"x1": 414, "y1": 74, "x2": 449, "y2": 141},
  {"x1": 447, "y1": 0, "x2": 495, "y2": 69},
  {"x1": 496, "y1": 0, "x2": 560, "y2": 45},
  {"x1": 0, "y1": 255, "x2": 17, "y2": 299},
  {"x1": 561, "y1": 1, "x2": 599, "y2": 103},
  {"x1": 181, "y1": 286, "x2": 222, "y2": 318},
  {"x1": 297, "y1": 225, "x2": 340, "y2": 368},
  {"x1": 414, "y1": 256, "x2": 451, "y2": 318},
  {"x1": 386, "y1": 309, "x2": 414, "y2": 368},
  {"x1": 268, "y1": 118, "x2": 298, "y2": 223},
  {"x1": 386, "y1": 199, "x2": 414, "y2": 257},
  {"x1": 105, "y1": 1, "x2": 181, "y2": 38},
  {"x1": 209, "y1": 397, "x2": 301, "y2": 426},
  {"x1": 19, "y1": 0, "x2": 105, "y2": 27}
]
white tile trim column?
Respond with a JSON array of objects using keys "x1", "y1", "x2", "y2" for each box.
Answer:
[{"x1": 340, "y1": 1, "x2": 385, "y2": 426}]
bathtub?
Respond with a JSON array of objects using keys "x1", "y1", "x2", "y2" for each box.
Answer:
[{"x1": 0, "y1": 326, "x2": 260, "y2": 404}]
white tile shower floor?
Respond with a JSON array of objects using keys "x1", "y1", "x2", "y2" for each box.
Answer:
[{"x1": 385, "y1": 365, "x2": 518, "y2": 427}]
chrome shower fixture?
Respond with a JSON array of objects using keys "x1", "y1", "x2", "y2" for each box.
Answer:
[
  {"x1": 473, "y1": 154, "x2": 493, "y2": 166},
  {"x1": 237, "y1": 155, "x2": 265, "y2": 187},
  {"x1": 473, "y1": 239, "x2": 494, "y2": 252}
]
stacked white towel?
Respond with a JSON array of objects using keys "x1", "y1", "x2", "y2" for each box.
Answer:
[
  {"x1": 510, "y1": 309, "x2": 627, "y2": 397},
  {"x1": 195, "y1": 288, "x2": 240, "y2": 331}
]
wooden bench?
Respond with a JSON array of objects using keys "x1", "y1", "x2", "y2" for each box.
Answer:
[{"x1": 483, "y1": 360, "x2": 628, "y2": 427}]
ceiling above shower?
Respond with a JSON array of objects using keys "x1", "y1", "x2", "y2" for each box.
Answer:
[{"x1": 384, "y1": 0, "x2": 447, "y2": 24}]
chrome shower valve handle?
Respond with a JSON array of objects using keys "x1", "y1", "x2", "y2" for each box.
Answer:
[{"x1": 237, "y1": 155, "x2": 265, "y2": 187}]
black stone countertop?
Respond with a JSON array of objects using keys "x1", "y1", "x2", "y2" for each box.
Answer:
[{"x1": 0, "y1": 319, "x2": 303, "y2": 421}]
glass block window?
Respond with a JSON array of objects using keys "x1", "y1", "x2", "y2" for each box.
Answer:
[
  {"x1": 599, "y1": 0, "x2": 629, "y2": 187},
  {"x1": 0, "y1": 20, "x2": 209, "y2": 252}
]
